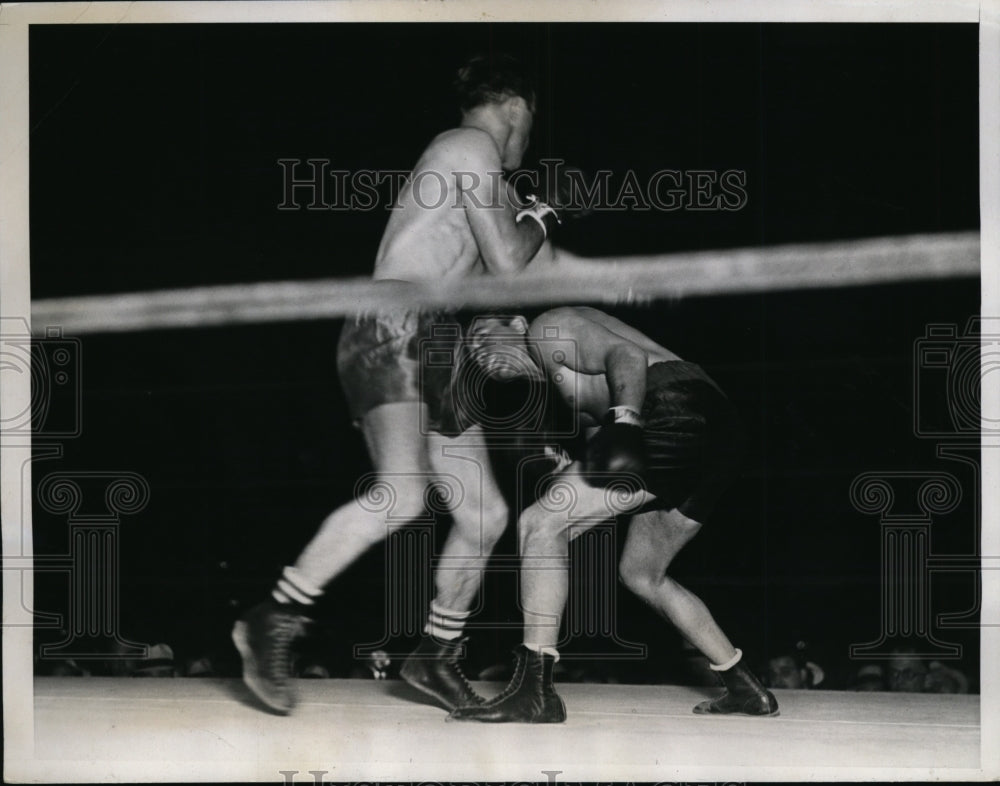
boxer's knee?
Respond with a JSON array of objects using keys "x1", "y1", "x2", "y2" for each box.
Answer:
[
  {"x1": 518, "y1": 504, "x2": 545, "y2": 540},
  {"x1": 618, "y1": 554, "x2": 660, "y2": 601},
  {"x1": 518, "y1": 505, "x2": 563, "y2": 554},
  {"x1": 353, "y1": 473, "x2": 430, "y2": 538},
  {"x1": 448, "y1": 503, "x2": 508, "y2": 558},
  {"x1": 481, "y1": 503, "x2": 509, "y2": 545}
]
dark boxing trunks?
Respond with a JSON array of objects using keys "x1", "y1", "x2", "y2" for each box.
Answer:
[
  {"x1": 336, "y1": 310, "x2": 457, "y2": 430},
  {"x1": 635, "y1": 360, "x2": 743, "y2": 522}
]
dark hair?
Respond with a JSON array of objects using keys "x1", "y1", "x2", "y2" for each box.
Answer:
[{"x1": 454, "y1": 53, "x2": 536, "y2": 111}]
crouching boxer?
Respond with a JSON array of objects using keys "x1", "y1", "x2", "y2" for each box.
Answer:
[{"x1": 448, "y1": 306, "x2": 779, "y2": 722}]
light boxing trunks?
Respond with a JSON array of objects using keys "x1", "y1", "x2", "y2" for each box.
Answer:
[
  {"x1": 336, "y1": 309, "x2": 459, "y2": 432},
  {"x1": 629, "y1": 360, "x2": 744, "y2": 523}
]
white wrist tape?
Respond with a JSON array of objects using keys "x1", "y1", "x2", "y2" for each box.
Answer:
[
  {"x1": 515, "y1": 195, "x2": 560, "y2": 239},
  {"x1": 608, "y1": 406, "x2": 643, "y2": 427}
]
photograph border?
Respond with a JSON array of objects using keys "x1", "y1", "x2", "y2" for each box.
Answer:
[{"x1": 2, "y1": 1, "x2": 997, "y2": 781}]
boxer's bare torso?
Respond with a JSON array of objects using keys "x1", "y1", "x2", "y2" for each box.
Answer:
[{"x1": 374, "y1": 127, "x2": 529, "y2": 282}]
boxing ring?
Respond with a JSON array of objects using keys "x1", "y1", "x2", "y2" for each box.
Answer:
[
  {"x1": 33, "y1": 677, "x2": 980, "y2": 781},
  {"x1": 8, "y1": 230, "x2": 997, "y2": 782}
]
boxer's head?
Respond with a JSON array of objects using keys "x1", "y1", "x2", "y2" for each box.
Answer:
[
  {"x1": 455, "y1": 54, "x2": 536, "y2": 169},
  {"x1": 455, "y1": 53, "x2": 536, "y2": 114},
  {"x1": 501, "y1": 97, "x2": 534, "y2": 170},
  {"x1": 467, "y1": 314, "x2": 541, "y2": 381}
]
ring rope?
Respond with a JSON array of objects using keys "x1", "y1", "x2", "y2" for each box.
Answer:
[{"x1": 30, "y1": 231, "x2": 978, "y2": 335}]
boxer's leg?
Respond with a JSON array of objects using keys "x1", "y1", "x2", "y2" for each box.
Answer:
[
  {"x1": 234, "y1": 401, "x2": 432, "y2": 714},
  {"x1": 451, "y1": 465, "x2": 651, "y2": 723},
  {"x1": 518, "y1": 466, "x2": 651, "y2": 652},
  {"x1": 426, "y1": 425, "x2": 509, "y2": 613},
  {"x1": 618, "y1": 508, "x2": 738, "y2": 663},
  {"x1": 401, "y1": 424, "x2": 509, "y2": 710},
  {"x1": 290, "y1": 401, "x2": 432, "y2": 590},
  {"x1": 618, "y1": 508, "x2": 777, "y2": 716}
]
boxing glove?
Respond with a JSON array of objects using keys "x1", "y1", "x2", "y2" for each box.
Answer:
[{"x1": 586, "y1": 406, "x2": 646, "y2": 479}]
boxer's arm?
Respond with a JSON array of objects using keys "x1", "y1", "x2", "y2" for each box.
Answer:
[
  {"x1": 535, "y1": 309, "x2": 648, "y2": 481},
  {"x1": 455, "y1": 134, "x2": 547, "y2": 275},
  {"x1": 604, "y1": 344, "x2": 648, "y2": 414},
  {"x1": 522, "y1": 239, "x2": 557, "y2": 272}
]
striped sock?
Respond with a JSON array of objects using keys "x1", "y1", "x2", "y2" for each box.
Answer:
[
  {"x1": 272, "y1": 566, "x2": 323, "y2": 608},
  {"x1": 425, "y1": 599, "x2": 471, "y2": 641}
]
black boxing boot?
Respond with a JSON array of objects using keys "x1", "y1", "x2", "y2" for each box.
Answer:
[
  {"x1": 693, "y1": 650, "x2": 779, "y2": 717},
  {"x1": 449, "y1": 645, "x2": 567, "y2": 723},
  {"x1": 400, "y1": 636, "x2": 485, "y2": 711},
  {"x1": 231, "y1": 600, "x2": 310, "y2": 715}
]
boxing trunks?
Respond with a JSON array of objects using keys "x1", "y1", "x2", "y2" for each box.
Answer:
[
  {"x1": 336, "y1": 309, "x2": 458, "y2": 432},
  {"x1": 631, "y1": 360, "x2": 744, "y2": 522}
]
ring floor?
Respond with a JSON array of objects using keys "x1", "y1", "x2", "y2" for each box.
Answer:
[{"x1": 25, "y1": 676, "x2": 982, "y2": 781}]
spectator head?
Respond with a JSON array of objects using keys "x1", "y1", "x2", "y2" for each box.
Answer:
[
  {"x1": 924, "y1": 660, "x2": 970, "y2": 694},
  {"x1": 767, "y1": 640, "x2": 825, "y2": 689},
  {"x1": 851, "y1": 663, "x2": 885, "y2": 691},
  {"x1": 887, "y1": 648, "x2": 929, "y2": 692},
  {"x1": 768, "y1": 655, "x2": 808, "y2": 689}
]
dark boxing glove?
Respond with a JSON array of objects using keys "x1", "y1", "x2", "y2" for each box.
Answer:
[{"x1": 586, "y1": 406, "x2": 647, "y2": 482}]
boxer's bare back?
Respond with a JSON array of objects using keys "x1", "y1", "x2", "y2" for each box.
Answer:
[{"x1": 526, "y1": 307, "x2": 681, "y2": 424}]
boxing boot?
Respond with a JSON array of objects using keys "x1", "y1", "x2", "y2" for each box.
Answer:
[
  {"x1": 449, "y1": 645, "x2": 566, "y2": 723},
  {"x1": 231, "y1": 600, "x2": 309, "y2": 715},
  {"x1": 693, "y1": 659, "x2": 779, "y2": 716},
  {"x1": 400, "y1": 636, "x2": 484, "y2": 711}
]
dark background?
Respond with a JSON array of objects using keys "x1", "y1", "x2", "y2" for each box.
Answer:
[{"x1": 29, "y1": 23, "x2": 981, "y2": 686}]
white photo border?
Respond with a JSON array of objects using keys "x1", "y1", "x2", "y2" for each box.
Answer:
[{"x1": 1, "y1": 0, "x2": 997, "y2": 781}]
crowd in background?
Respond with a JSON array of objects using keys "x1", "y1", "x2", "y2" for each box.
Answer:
[{"x1": 36, "y1": 632, "x2": 974, "y2": 695}]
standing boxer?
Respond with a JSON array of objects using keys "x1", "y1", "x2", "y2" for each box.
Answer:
[
  {"x1": 448, "y1": 307, "x2": 779, "y2": 722},
  {"x1": 233, "y1": 54, "x2": 561, "y2": 714}
]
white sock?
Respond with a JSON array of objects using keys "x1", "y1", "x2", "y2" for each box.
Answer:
[
  {"x1": 425, "y1": 599, "x2": 471, "y2": 641},
  {"x1": 709, "y1": 648, "x2": 743, "y2": 672},
  {"x1": 524, "y1": 642, "x2": 560, "y2": 662},
  {"x1": 272, "y1": 566, "x2": 323, "y2": 606}
]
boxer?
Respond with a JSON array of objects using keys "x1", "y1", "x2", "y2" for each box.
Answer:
[
  {"x1": 232, "y1": 54, "x2": 560, "y2": 715},
  {"x1": 448, "y1": 307, "x2": 779, "y2": 722}
]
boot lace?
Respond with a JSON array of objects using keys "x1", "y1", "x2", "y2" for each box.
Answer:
[
  {"x1": 446, "y1": 660, "x2": 480, "y2": 699},
  {"x1": 443, "y1": 639, "x2": 481, "y2": 701},
  {"x1": 483, "y1": 648, "x2": 528, "y2": 706},
  {"x1": 264, "y1": 612, "x2": 306, "y2": 683}
]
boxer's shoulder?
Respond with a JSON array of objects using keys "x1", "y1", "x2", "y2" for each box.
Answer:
[{"x1": 425, "y1": 126, "x2": 502, "y2": 169}]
